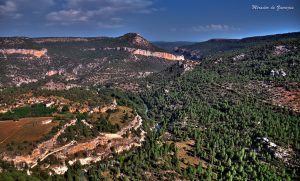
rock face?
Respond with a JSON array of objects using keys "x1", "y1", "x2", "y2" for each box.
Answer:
[
  {"x1": 46, "y1": 70, "x2": 58, "y2": 76},
  {"x1": 0, "y1": 48, "x2": 47, "y2": 58},
  {"x1": 233, "y1": 53, "x2": 246, "y2": 61},
  {"x1": 132, "y1": 49, "x2": 184, "y2": 61},
  {"x1": 132, "y1": 34, "x2": 152, "y2": 48},
  {"x1": 177, "y1": 60, "x2": 200, "y2": 72},
  {"x1": 273, "y1": 45, "x2": 290, "y2": 56},
  {"x1": 102, "y1": 47, "x2": 184, "y2": 61},
  {"x1": 270, "y1": 68, "x2": 287, "y2": 77}
]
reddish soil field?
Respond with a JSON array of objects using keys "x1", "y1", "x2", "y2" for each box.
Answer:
[
  {"x1": 0, "y1": 117, "x2": 58, "y2": 148},
  {"x1": 272, "y1": 87, "x2": 300, "y2": 112}
]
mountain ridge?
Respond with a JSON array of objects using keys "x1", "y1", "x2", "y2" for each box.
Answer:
[
  {"x1": 174, "y1": 31, "x2": 300, "y2": 60},
  {"x1": 0, "y1": 33, "x2": 184, "y2": 88}
]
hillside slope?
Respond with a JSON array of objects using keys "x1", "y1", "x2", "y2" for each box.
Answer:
[
  {"x1": 176, "y1": 32, "x2": 300, "y2": 60},
  {"x1": 0, "y1": 33, "x2": 184, "y2": 88}
]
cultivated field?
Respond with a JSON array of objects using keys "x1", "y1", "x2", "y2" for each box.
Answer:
[{"x1": 0, "y1": 117, "x2": 58, "y2": 149}]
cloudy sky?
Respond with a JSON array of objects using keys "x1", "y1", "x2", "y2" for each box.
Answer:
[{"x1": 0, "y1": 0, "x2": 299, "y2": 41}]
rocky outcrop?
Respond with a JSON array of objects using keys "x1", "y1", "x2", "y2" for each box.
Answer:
[
  {"x1": 119, "y1": 33, "x2": 155, "y2": 50},
  {"x1": 177, "y1": 60, "x2": 200, "y2": 72},
  {"x1": 270, "y1": 68, "x2": 287, "y2": 77},
  {"x1": 132, "y1": 49, "x2": 184, "y2": 61},
  {"x1": 102, "y1": 47, "x2": 184, "y2": 61},
  {"x1": 257, "y1": 137, "x2": 294, "y2": 163},
  {"x1": 132, "y1": 34, "x2": 152, "y2": 48},
  {"x1": 233, "y1": 53, "x2": 246, "y2": 61},
  {"x1": 0, "y1": 48, "x2": 47, "y2": 58},
  {"x1": 46, "y1": 70, "x2": 58, "y2": 76},
  {"x1": 273, "y1": 45, "x2": 290, "y2": 56}
]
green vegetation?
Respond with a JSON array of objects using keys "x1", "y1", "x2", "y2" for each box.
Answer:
[
  {"x1": 0, "y1": 104, "x2": 56, "y2": 121},
  {"x1": 57, "y1": 114, "x2": 120, "y2": 143},
  {"x1": 0, "y1": 32, "x2": 299, "y2": 180},
  {"x1": 34, "y1": 88, "x2": 108, "y2": 107},
  {"x1": 99, "y1": 88, "x2": 146, "y2": 116},
  {"x1": 0, "y1": 170, "x2": 41, "y2": 181},
  {"x1": 179, "y1": 32, "x2": 300, "y2": 59},
  {"x1": 140, "y1": 68, "x2": 300, "y2": 180}
]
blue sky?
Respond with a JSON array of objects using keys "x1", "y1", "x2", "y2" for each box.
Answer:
[{"x1": 0, "y1": 0, "x2": 299, "y2": 41}]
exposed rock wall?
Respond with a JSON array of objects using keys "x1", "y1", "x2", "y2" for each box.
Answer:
[
  {"x1": 102, "y1": 47, "x2": 185, "y2": 61},
  {"x1": 0, "y1": 48, "x2": 47, "y2": 58},
  {"x1": 132, "y1": 49, "x2": 185, "y2": 61}
]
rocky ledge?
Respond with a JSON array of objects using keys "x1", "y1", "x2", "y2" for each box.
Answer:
[
  {"x1": 102, "y1": 47, "x2": 185, "y2": 61},
  {"x1": 0, "y1": 48, "x2": 47, "y2": 58}
]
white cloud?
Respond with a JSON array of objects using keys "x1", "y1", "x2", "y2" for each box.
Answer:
[
  {"x1": 46, "y1": 0, "x2": 154, "y2": 26},
  {"x1": 191, "y1": 24, "x2": 240, "y2": 32},
  {"x1": 0, "y1": 1, "x2": 17, "y2": 15},
  {"x1": 67, "y1": 0, "x2": 153, "y2": 10},
  {"x1": 0, "y1": 0, "x2": 54, "y2": 19},
  {"x1": 0, "y1": 0, "x2": 156, "y2": 28},
  {"x1": 47, "y1": 9, "x2": 89, "y2": 24},
  {"x1": 97, "y1": 22, "x2": 124, "y2": 29},
  {"x1": 97, "y1": 17, "x2": 124, "y2": 28}
]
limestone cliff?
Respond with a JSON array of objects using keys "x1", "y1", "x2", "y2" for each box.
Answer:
[
  {"x1": 103, "y1": 47, "x2": 184, "y2": 61},
  {"x1": 132, "y1": 49, "x2": 184, "y2": 61},
  {"x1": 0, "y1": 48, "x2": 47, "y2": 58}
]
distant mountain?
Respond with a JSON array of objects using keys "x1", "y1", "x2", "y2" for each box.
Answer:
[
  {"x1": 0, "y1": 33, "x2": 183, "y2": 88},
  {"x1": 152, "y1": 41, "x2": 195, "y2": 52},
  {"x1": 176, "y1": 32, "x2": 300, "y2": 60}
]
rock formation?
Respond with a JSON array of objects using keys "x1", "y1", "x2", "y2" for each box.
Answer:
[
  {"x1": 102, "y1": 47, "x2": 184, "y2": 61},
  {"x1": 132, "y1": 49, "x2": 185, "y2": 61},
  {"x1": 46, "y1": 70, "x2": 58, "y2": 76},
  {"x1": 0, "y1": 48, "x2": 47, "y2": 58},
  {"x1": 119, "y1": 33, "x2": 154, "y2": 50}
]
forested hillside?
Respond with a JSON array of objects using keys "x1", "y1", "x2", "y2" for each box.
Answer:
[{"x1": 0, "y1": 32, "x2": 299, "y2": 180}]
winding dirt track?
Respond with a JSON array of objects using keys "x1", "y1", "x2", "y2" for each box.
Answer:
[
  {"x1": 3, "y1": 119, "x2": 77, "y2": 167},
  {"x1": 2, "y1": 115, "x2": 145, "y2": 171}
]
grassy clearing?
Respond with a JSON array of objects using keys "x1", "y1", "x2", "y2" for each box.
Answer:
[
  {"x1": 90, "y1": 106, "x2": 134, "y2": 129},
  {"x1": 175, "y1": 140, "x2": 207, "y2": 169},
  {"x1": 107, "y1": 106, "x2": 134, "y2": 128}
]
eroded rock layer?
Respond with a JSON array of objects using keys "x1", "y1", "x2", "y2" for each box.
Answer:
[{"x1": 0, "y1": 48, "x2": 47, "y2": 58}]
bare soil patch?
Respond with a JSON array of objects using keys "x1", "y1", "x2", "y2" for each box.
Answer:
[
  {"x1": 0, "y1": 117, "x2": 58, "y2": 150},
  {"x1": 272, "y1": 86, "x2": 300, "y2": 112}
]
